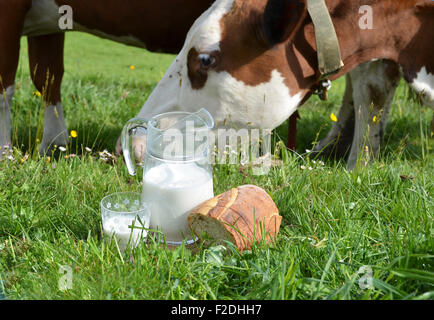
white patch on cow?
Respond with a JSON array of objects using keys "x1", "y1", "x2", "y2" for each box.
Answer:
[
  {"x1": 139, "y1": 57, "x2": 302, "y2": 130},
  {"x1": 410, "y1": 66, "x2": 434, "y2": 107},
  {"x1": 183, "y1": 69, "x2": 303, "y2": 129},
  {"x1": 136, "y1": 0, "x2": 302, "y2": 131},
  {"x1": 23, "y1": 0, "x2": 61, "y2": 36},
  {"x1": 0, "y1": 86, "x2": 15, "y2": 155},
  {"x1": 186, "y1": 0, "x2": 235, "y2": 52}
]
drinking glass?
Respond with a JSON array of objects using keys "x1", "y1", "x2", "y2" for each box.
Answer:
[{"x1": 100, "y1": 192, "x2": 150, "y2": 250}]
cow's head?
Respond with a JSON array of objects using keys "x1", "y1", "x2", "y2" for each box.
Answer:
[
  {"x1": 137, "y1": 0, "x2": 312, "y2": 130},
  {"x1": 119, "y1": 0, "x2": 314, "y2": 160}
]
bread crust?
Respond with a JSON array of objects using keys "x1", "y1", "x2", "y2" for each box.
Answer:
[{"x1": 188, "y1": 185, "x2": 281, "y2": 251}]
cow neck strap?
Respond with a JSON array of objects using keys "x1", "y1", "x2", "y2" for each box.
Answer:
[{"x1": 307, "y1": 0, "x2": 344, "y2": 80}]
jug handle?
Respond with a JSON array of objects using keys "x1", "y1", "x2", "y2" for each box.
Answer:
[
  {"x1": 196, "y1": 108, "x2": 215, "y2": 129},
  {"x1": 121, "y1": 117, "x2": 148, "y2": 176}
]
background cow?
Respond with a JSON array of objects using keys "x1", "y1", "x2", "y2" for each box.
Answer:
[
  {"x1": 0, "y1": 0, "x2": 214, "y2": 157},
  {"x1": 129, "y1": 0, "x2": 433, "y2": 169}
]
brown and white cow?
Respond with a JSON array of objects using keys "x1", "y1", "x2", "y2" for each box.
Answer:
[
  {"x1": 0, "y1": 0, "x2": 214, "y2": 157},
  {"x1": 131, "y1": 0, "x2": 433, "y2": 169}
]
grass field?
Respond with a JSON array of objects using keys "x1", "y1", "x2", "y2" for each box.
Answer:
[{"x1": 0, "y1": 32, "x2": 433, "y2": 300}]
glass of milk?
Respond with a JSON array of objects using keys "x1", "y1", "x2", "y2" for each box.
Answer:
[
  {"x1": 100, "y1": 192, "x2": 151, "y2": 251},
  {"x1": 121, "y1": 109, "x2": 215, "y2": 246}
]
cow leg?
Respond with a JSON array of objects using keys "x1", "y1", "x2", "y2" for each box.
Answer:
[
  {"x1": 313, "y1": 73, "x2": 355, "y2": 158},
  {"x1": 347, "y1": 60, "x2": 400, "y2": 170},
  {"x1": 27, "y1": 33, "x2": 69, "y2": 156},
  {"x1": 286, "y1": 111, "x2": 300, "y2": 150},
  {"x1": 0, "y1": 1, "x2": 31, "y2": 158},
  {"x1": 0, "y1": 86, "x2": 15, "y2": 158}
]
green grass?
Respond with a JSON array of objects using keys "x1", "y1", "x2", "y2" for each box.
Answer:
[{"x1": 0, "y1": 32, "x2": 433, "y2": 300}]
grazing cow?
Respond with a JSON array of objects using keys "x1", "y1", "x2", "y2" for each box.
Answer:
[
  {"x1": 130, "y1": 0, "x2": 433, "y2": 169},
  {"x1": 0, "y1": 0, "x2": 215, "y2": 157}
]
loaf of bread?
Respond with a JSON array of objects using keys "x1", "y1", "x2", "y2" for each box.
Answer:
[{"x1": 188, "y1": 185, "x2": 282, "y2": 251}]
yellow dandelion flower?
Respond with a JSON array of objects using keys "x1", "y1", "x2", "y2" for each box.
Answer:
[
  {"x1": 330, "y1": 113, "x2": 338, "y2": 122},
  {"x1": 33, "y1": 90, "x2": 42, "y2": 97},
  {"x1": 129, "y1": 65, "x2": 135, "y2": 70},
  {"x1": 70, "y1": 130, "x2": 78, "y2": 138},
  {"x1": 373, "y1": 116, "x2": 378, "y2": 123}
]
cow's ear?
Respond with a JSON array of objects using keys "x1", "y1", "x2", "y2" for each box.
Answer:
[{"x1": 263, "y1": 0, "x2": 307, "y2": 46}]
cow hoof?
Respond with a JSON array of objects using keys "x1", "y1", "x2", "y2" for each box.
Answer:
[
  {"x1": 313, "y1": 139, "x2": 336, "y2": 157},
  {"x1": 314, "y1": 137, "x2": 353, "y2": 160},
  {"x1": 39, "y1": 131, "x2": 69, "y2": 157},
  {"x1": 346, "y1": 158, "x2": 357, "y2": 171}
]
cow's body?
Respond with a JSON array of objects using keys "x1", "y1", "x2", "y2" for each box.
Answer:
[
  {"x1": 0, "y1": 0, "x2": 214, "y2": 157},
  {"x1": 22, "y1": 0, "x2": 215, "y2": 53},
  {"x1": 133, "y1": 0, "x2": 433, "y2": 169}
]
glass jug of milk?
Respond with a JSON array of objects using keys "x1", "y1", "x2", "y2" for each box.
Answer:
[{"x1": 121, "y1": 108, "x2": 214, "y2": 245}]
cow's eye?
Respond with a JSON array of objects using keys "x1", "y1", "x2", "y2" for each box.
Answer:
[{"x1": 198, "y1": 54, "x2": 217, "y2": 69}]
